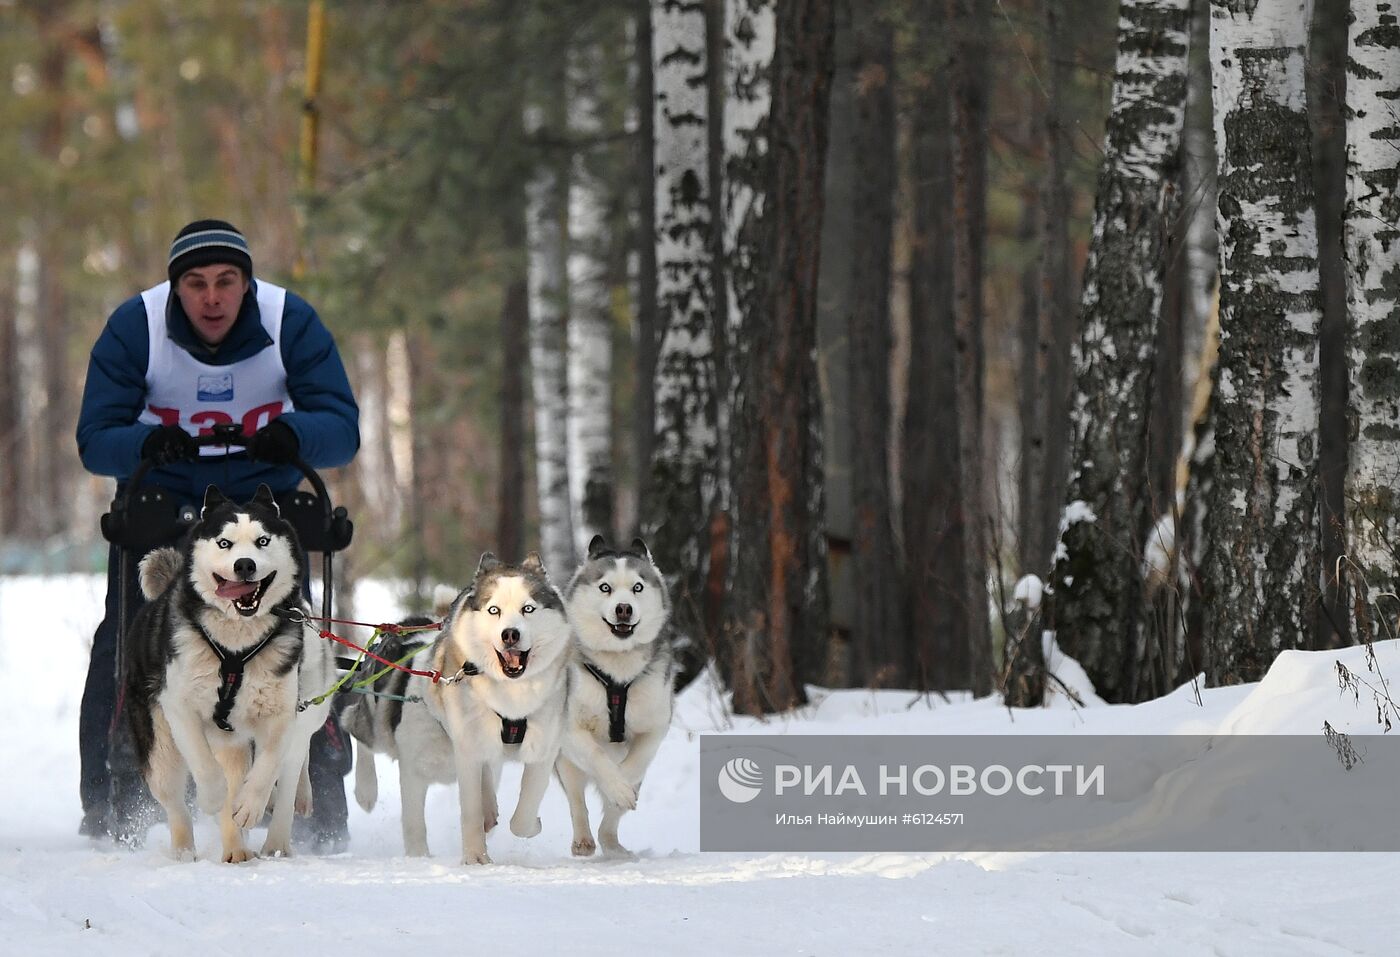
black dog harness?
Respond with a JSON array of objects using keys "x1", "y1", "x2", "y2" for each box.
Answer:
[
  {"x1": 582, "y1": 662, "x2": 631, "y2": 743},
  {"x1": 196, "y1": 624, "x2": 279, "y2": 732},
  {"x1": 456, "y1": 658, "x2": 528, "y2": 744}
]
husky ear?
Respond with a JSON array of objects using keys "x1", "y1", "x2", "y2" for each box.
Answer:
[
  {"x1": 630, "y1": 537, "x2": 654, "y2": 564},
  {"x1": 201, "y1": 485, "x2": 230, "y2": 519},
  {"x1": 251, "y1": 483, "x2": 281, "y2": 516},
  {"x1": 475, "y1": 552, "x2": 502, "y2": 577},
  {"x1": 522, "y1": 551, "x2": 548, "y2": 578},
  {"x1": 586, "y1": 534, "x2": 609, "y2": 559}
]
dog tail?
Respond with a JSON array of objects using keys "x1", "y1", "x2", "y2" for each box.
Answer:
[
  {"x1": 432, "y1": 583, "x2": 458, "y2": 620},
  {"x1": 138, "y1": 547, "x2": 184, "y2": 600}
]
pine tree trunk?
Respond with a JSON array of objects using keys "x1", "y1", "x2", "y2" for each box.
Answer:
[
  {"x1": 1200, "y1": 0, "x2": 1322, "y2": 685},
  {"x1": 634, "y1": 0, "x2": 660, "y2": 526},
  {"x1": 847, "y1": 0, "x2": 904, "y2": 687},
  {"x1": 948, "y1": 0, "x2": 993, "y2": 696},
  {"x1": 1343, "y1": 0, "x2": 1400, "y2": 644},
  {"x1": 645, "y1": 0, "x2": 721, "y2": 676},
  {"x1": 723, "y1": 0, "x2": 834, "y2": 714},
  {"x1": 1310, "y1": 0, "x2": 1347, "y2": 650},
  {"x1": 815, "y1": 0, "x2": 856, "y2": 680},
  {"x1": 905, "y1": 0, "x2": 966, "y2": 692},
  {"x1": 1049, "y1": 0, "x2": 1190, "y2": 705},
  {"x1": 0, "y1": 254, "x2": 17, "y2": 539},
  {"x1": 499, "y1": 205, "x2": 529, "y2": 563},
  {"x1": 526, "y1": 70, "x2": 576, "y2": 577},
  {"x1": 567, "y1": 43, "x2": 616, "y2": 552}
]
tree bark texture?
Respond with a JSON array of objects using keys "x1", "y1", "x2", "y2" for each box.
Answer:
[
  {"x1": 645, "y1": 0, "x2": 721, "y2": 676},
  {"x1": 847, "y1": 0, "x2": 905, "y2": 687},
  {"x1": 1200, "y1": 0, "x2": 1322, "y2": 685},
  {"x1": 526, "y1": 75, "x2": 577, "y2": 577},
  {"x1": 948, "y1": 0, "x2": 993, "y2": 696},
  {"x1": 567, "y1": 43, "x2": 617, "y2": 553},
  {"x1": 723, "y1": 0, "x2": 835, "y2": 715},
  {"x1": 905, "y1": 0, "x2": 968, "y2": 692},
  {"x1": 1343, "y1": 0, "x2": 1400, "y2": 644},
  {"x1": 1050, "y1": 0, "x2": 1190, "y2": 705}
]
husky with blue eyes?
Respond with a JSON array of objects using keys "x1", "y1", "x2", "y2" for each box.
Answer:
[
  {"x1": 558, "y1": 535, "x2": 674, "y2": 858},
  {"x1": 122, "y1": 484, "x2": 334, "y2": 863},
  {"x1": 346, "y1": 552, "x2": 585, "y2": 864}
]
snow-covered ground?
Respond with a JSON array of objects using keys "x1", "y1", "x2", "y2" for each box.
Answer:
[{"x1": 3, "y1": 574, "x2": 1398, "y2": 955}]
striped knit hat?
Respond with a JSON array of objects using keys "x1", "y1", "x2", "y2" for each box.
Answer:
[{"x1": 167, "y1": 219, "x2": 253, "y2": 283}]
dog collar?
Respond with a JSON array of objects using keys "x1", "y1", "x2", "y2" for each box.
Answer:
[
  {"x1": 582, "y1": 661, "x2": 631, "y2": 744},
  {"x1": 195, "y1": 623, "x2": 280, "y2": 733}
]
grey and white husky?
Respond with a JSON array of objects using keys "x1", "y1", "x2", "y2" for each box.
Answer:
[
  {"x1": 344, "y1": 553, "x2": 617, "y2": 863},
  {"x1": 122, "y1": 485, "x2": 335, "y2": 862},
  {"x1": 558, "y1": 536, "x2": 674, "y2": 858}
]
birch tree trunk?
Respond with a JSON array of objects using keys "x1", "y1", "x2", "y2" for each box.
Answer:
[
  {"x1": 1199, "y1": 0, "x2": 1322, "y2": 685},
  {"x1": 847, "y1": 0, "x2": 904, "y2": 687},
  {"x1": 645, "y1": 0, "x2": 720, "y2": 673},
  {"x1": 949, "y1": 0, "x2": 993, "y2": 696},
  {"x1": 1343, "y1": 1, "x2": 1400, "y2": 643},
  {"x1": 567, "y1": 43, "x2": 616, "y2": 554},
  {"x1": 1049, "y1": 0, "x2": 1190, "y2": 704},
  {"x1": 723, "y1": 0, "x2": 835, "y2": 714},
  {"x1": 526, "y1": 75, "x2": 576, "y2": 576}
]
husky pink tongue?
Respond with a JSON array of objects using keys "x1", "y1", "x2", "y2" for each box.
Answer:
[
  {"x1": 502, "y1": 649, "x2": 525, "y2": 670},
  {"x1": 216, "y1": 578, "x2": 258, "y2": 599}
]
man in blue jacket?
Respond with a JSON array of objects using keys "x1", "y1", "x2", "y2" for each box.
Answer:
[{"x1": 76, "y1": 219, "x2": 360, "y2": 850}]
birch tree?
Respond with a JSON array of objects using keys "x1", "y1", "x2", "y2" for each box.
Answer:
[
  {"x1": 1344, "y1": 2, "x2": 1400, "y2": 642},
  {"x1": 1048, "y1": 0, "x2": 1190, "y2": 704},
  {"x1": 1198, "y1": 0, "x2": 1322, "y2": 685},
  {"x1": 526, "y1": 72, "x2": 576, "y2": 576},
  {"x1": 567, "y1": 42, "x2": 616, "y2": 553},
  {"x1": 644, "y1": 0, "x2": 720, "y2": 669}
]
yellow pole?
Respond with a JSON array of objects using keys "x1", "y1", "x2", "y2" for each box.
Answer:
[{"x1": 294, "y1": 0, "x2": 326, "y2": 280}]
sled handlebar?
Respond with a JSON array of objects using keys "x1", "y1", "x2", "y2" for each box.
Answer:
[{"x1": 122, "y1": 421, "x2": 331, "y2": 513}]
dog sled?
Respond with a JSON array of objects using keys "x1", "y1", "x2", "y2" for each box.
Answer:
[{"x1": 98, "y1": 421, "x2": 354, "y2": 842}]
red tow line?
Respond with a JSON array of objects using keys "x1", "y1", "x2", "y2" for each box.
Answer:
[{"x1": 275, "y1": 608, "x2": 450, "y2": 682}]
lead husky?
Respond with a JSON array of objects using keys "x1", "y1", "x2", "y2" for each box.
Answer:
[
  {"x1": 122, "y1": 485, "x2": 334, "y2": 862},
  {"x1": 558, "y1": 536, "x2": 674, "y2": 857},
  {"x1": 345, "y1": 553, "x2": 631, "y2": 863}
]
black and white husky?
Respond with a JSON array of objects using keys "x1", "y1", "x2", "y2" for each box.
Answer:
[
  {"x1": 344, "y1": 553, "x2": 614, "y2": 864},
  {"x1": 558, "y1": 536, "x2": 674, "y2": 858},
  {"x1": 122, "y1": 485, "x2": 334, "y2": 862}
]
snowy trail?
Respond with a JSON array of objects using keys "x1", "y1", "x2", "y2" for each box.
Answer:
[{"x1": 3, "y1": 576, "x2": 1398, "y2": 955}]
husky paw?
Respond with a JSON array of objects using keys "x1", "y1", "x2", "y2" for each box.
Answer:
[
  {"x1": 261, "y1": 836, "x2": 292, "y2": 858},
  {"x1": 482, "y1": 808, "x2": 498, "y2": 833},
  {"x1": 231, "y1": 787, "x2": 271, "y2": 829},
  {"x1": 510, "y1": 814, "x2": 541, "y2": 839},
  {"x1": 571, "y1": 836, "x2": 597, "y2": 857},
  {"x1": 194, "y1": 776, "x2": 227, "y2": 815},
  {"x1": 353, "y1": 783, "x2": 374, "y2": 814},
  {"x1": 461, "y1": 848, "x2": 493, "y2": 866},
  {"x1": 600, "y1": 842, "x2": 636, "y2": 861},
  {"x1": 598, "y1": 774, "x2": 638, "y2": 812},
  {"x1": 222, "y1": 845, "x2": 256, "y2": 864}
]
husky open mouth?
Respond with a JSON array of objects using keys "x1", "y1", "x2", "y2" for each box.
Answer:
[
  {"x1": 496, "y1": 647, "x2": 530, "y2": 678},
  {"x1": 605, "y1": 618, "x2": 637, "y2": 638},
  {"x1": 213, "y1": 571, "x2": 277, "y2": 617}
]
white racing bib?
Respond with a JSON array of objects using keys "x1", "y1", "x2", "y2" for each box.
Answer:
[{"x1": 136, "y1": 280, "x2": 295, "y2": 456}]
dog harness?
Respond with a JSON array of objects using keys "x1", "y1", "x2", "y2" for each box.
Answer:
[
  {"x1": 195, "y1": 623, "x2": 280, "y2": 732},
  {"x1": 455, "y1": 657, "x2": 530, "y2": 745},
  {"x1": 582, "y1": 662, "x2": 631, "y2": 744}
]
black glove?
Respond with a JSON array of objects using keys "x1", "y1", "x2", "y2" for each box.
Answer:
[
  {"x1": 141, "y1": 425, "x2": 198, "y2": 466},
  {"x1": 249, "y1": 420, "x2": 300, "y2": 464}
]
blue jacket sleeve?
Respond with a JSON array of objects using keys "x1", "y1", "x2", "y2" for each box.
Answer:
[
  {"x1": 75, "y1": 298, "x2": 157, "y2": 478},
  {"x1": 278, "y1": 294, "x2": 360, "y2": 469}
]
